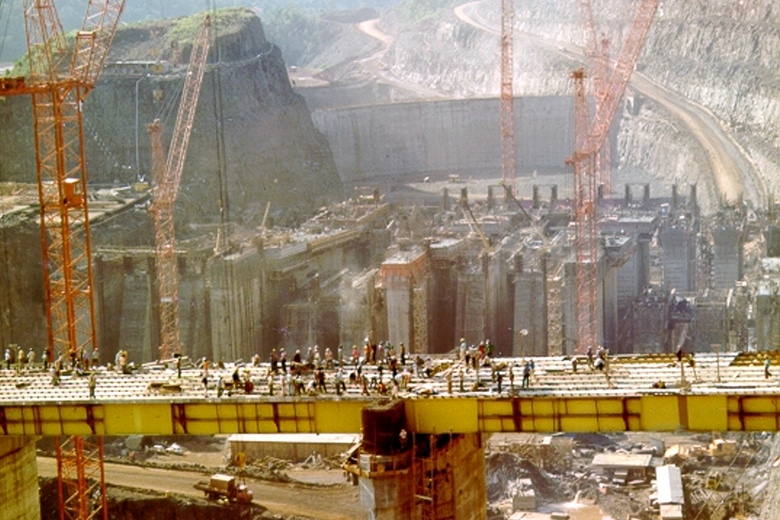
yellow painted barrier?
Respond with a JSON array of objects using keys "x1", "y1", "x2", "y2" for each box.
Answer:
[{"x1": 0, "y1": 393, "x2": 779, "y2": 435}]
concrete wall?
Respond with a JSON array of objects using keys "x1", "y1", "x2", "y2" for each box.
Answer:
[
  {"x1": 228, "y1": 433, "x2": 358, "y2": 463},
  {"x1": 312, "y1": 97, "x2": 594, "y2": 183},
  {"x1": 0, "y1": 437, "x2": 40, "y2": 520},
  {"x1": 711, "y1": 225, "x2": 743, "y2": 290},
  {"x1": 514, "y1": 256, "x2": 548, "y2": 357},
  {"x1": 661, "y1": 223, "x2": 697, "y2": 293}
]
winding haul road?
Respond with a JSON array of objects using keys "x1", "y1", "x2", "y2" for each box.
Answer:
[
  {"x1": 38, "y1": 456, "x2": 362, "y2": 519},
  {"x1": 452, "y1": 0, "x2": 767, "y2": 209}
]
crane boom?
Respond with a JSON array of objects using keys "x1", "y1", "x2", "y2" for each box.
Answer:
[
  {"x1": 577, "y1": 0, "x2": 611, "y2": 192},
  {"x1": 570, "y1": 0, "x2": 658, "y2": 354},
  {"x1": 500, "y1": 0, "x2": 515, "y2": 195},
  {"x1": 149, "y1": 16, "x2": 211, "y2": 360}
]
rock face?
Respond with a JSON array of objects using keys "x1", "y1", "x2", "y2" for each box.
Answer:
[
  {"x1": 0, "y1": 8, "x2": 344, "y2": 232},
  {"x1": 369, "y1": 0, "x2": 780, "y2": 212}
]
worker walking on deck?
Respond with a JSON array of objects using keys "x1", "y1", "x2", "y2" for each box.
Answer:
[
  {"x1": 765, "y1": 355, "x2": 772, "y2": 379},
  {"x1": 88, "y1": 372, "x2": 96, "y2": 399},
  {"x1": 522, "y1": 362, "x2": 531, "y2": 388}
]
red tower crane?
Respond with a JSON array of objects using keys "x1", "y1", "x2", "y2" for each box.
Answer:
[
  {"x1": 500, "y1": 0, "x2": 516, "y2": 195},
  {"x1": 147, "y1": 16, "x2": 211, "y2": 361},
  {"x1": 0, "y1": 1, "x2": 125, "y2": 519},
  {"x1": 569, "y1": 0, "x2": 658, "y2": 354},
  {"x1": 577, "y1": 0, "x2": 612, "y2": 194}
]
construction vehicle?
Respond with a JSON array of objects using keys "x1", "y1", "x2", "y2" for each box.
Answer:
[{"x1": 194, "y1": 473, "x2": 253, "y2": 504}]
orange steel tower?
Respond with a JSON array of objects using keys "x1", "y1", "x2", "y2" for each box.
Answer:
[
  {"x1": 569, "y1": 0, "x2": 658, "y2": 354},
  {"x1": 578, "y1": 0, "x2": 613, "y2": 194},
  {"x1": 500, "y1": 0, "x2": 515, "y2": 195},
  {"x1": 0, "y1": 2, "x2": 125, "y2": 519},
  {"x1": 3, "y1": 0, "x2": 125, "y2": 368},
  {"x1": 147, "y1": 16, "x2": 211, "y2": 361}
]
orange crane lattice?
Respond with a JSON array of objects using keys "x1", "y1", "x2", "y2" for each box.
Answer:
[
  {"x1": 500, "y1": 0, "x2": 516, "y2": 196},
  {"x1": 148, "y1": 16, "x2": 211, "y2": 361},
  {"x1": 577, "y1": 0, "x2": 612, "y2": 194},
  {"x1": 569, "y1": 0, "x2": 658, "y2": 354},
  {"x1": 0, "y1": 1, "x2": 126, "y2": 519}
]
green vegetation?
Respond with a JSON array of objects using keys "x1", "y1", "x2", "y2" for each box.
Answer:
[
  {"x1": 262, "y1": 6, "x2": 333, "y2": 66},
  {"x1": 0, "y1": 1, "x2": 404, "y2": 64}
]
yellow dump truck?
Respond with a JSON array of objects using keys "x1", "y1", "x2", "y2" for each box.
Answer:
[{"x1": 193, "y1": 473, "x2": 253, "y2": 504}]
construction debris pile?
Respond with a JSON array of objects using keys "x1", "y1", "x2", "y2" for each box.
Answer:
[{"x1": 485, "y1": 432, "x2": 773, "y2": 520}]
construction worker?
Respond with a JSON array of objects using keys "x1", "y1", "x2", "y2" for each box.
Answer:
[
  {"x1": 88, "y1": 372, "x2": 96, "y2": 399},
  {"x1": 764, "y1": 355, "x2": 772, "y2": 379},
  {"x1": 217, "y1": 376, "x2": 225, "y2": 398},
  {"x1": 522, "y1": 362, "x2": 531, "y2": 388},
  {"x1": 334, "y1": 369, "x2": 346, "y2": 396},
  {"x1": 508, "y1": 364, "x2": 515, "y2": 391},
  {"x1": 688, "y1": 354, "x2": 698, "y2": 381}
]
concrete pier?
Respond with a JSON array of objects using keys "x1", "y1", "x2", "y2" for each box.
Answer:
[{"x1": 0, "y1": 437, "x2": 40, "y2": 520}]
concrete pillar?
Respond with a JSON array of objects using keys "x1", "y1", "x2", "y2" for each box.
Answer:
[
  {"x1": 359, "y1": 432, "x2": 487, "y2": 520},
  {"x1": 602, "y1": 266, "x2": 619, "y2": 353},
  {"x1": 0, "y1": 437, "x2": 40, "y2": 520}
]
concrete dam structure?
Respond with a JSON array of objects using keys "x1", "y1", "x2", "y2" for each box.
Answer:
[{"x1": 311, "y1": 96, "x2": 611, "y2": 184}]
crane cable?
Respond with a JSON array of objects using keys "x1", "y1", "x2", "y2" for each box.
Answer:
[{"x1": 0, "y1": 1, "x2": 13, "y2": 62}]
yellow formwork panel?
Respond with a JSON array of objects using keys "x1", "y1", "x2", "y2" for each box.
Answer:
[
  {"x1": 737, "y1": 395, "x2": 780, "y2": 414},
  {"x1": 685, "y1": 395, "x2": 728, "y2": 431},
  {"x1": 480, "y1": 399, "x2": 514, "y2": 418},
  {"x1": 179, "y1": 403, "x2": 220, "y2": 420},
  {"x1": 561, "y1": 398, "x2": 599, "y2": 416},
  {"x1": 312, "y1": 401, "x2": 364, "y2": 433},
  {"x1": 521, "y1": 399, "x2": 555, "y2": 417},
  {"x1": 408, "y1": 399, "x2": 479, "y2": 433},
  {"x1": 103, "y1": 403, "x2": 172, "y2": 435},
  {"x1": 39, "y1": 406, "x2": 68, "y2": 436},
  {"x1": 640, "y1": 395, "x2": 681, "y2": 431},
  {"x1": 559, "y1": 416, "x2": 602, "y2": 432},
  {"x1": 231, "y1": 403, "x2": 279, "y2": 434},
  {"x1": 740, "y1": 415, "x2": 779, "y2": 431}
]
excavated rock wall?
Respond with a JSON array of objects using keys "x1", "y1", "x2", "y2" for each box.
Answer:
[
  {"x1": 379, "y1": 0, "x2": 780, "y2": 213},
  {"x1": 0, "y1": 9, "x2": 344, "y2": 231}
]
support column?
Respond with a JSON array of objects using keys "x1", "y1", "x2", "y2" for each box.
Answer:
[
  {"x1": 357, "y1": 402, "x2": 487, "y2": 520},
  {"x1": 0, "y1": 437, "x2": 40, "y2": 520}
]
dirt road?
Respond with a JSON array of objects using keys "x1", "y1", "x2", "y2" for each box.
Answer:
[{"x1": 38, "y1": 457, "x2": 363, "y2": 519}]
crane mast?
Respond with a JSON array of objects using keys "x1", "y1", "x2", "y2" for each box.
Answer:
[
  {"x1": 578, "y1": 0, "x2": 612, "y2": 193},
  {"x1": 148, "y1": 16, "x2": 211, "y2": 360},
  {"x1": 570, "y1": 0, "x2": 658, "y2": 354},
  {"x1": 500, "y1": 0, "x2": 516, "y2": 195},
  {"x1": 2, "y1": 2, "x2": 125, "y2": 519}
]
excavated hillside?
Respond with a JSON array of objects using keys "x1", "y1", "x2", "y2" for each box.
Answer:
[
  {"x1": 296, "y1": 0, "x2": 779, "y2": 213},
  {"x1": 0, "y1": 8, "x2": 344, "y2": 230}
]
